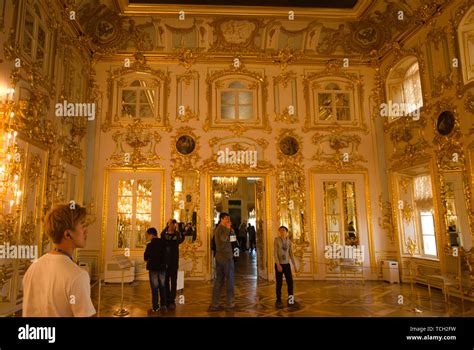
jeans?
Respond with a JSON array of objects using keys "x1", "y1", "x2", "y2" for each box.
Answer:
[
  {"x1": 149, "y1": 270, "x2": 167, "y2": 309},
  {"x1": 211, "y1": 258, "x2": 235, "y2": 307},
  {"x1": 165, "y1": 268, "x2": 178, "y2": 305},
  {"x1": 275, "y1": 263, "x2": 293, "y2": 301}
]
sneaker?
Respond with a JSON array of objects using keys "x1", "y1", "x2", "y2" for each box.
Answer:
[
  {"x1": 169, "y1": 303, "x2": 176, "y2": 310},
  {"x1": 226, "y1": 303, "x2": 236, "y2": 310},
  {"x1": 208, "y1": 305, "x2": 220, "y2": 312},
  {"x1": 160, "y1": 306, "x2": 167, "y2": 312},
  {"x1": 275, "y1": 300, "x2": 284, "y2": 309},
  {"x1": 152, "y1": 307, "x2": 160, "y2": 312},
  {"x1": 287, "y1": 300, "x2": 301, "y2": 309}
]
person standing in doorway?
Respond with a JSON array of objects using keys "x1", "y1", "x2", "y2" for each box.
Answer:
[
  {"x1": 161, "y1": 219, "x2": 185, "y2": 310},
  {"x1": 238, "y1": 221, "x2": 247, "y2": 251},
  {"x1": 274, "y1": 226, "x2": 300, "y2": 309},
  {"x1": 247, "y1": 223, "x2": 256, "y2": 253},
  {"x1": 208, "y1": 212, "x2": 236, "y2": 311},
  {"x1": 144, "y1": 227, "x2": 167, "y2": 312}
]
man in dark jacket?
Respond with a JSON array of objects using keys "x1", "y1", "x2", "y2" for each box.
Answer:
[
  {"x1": 144, "y1": 227, "x2": 167, "y2": 312},
  {"x1": 161, "y1": 219, "x2": 185, "y2": 310}
]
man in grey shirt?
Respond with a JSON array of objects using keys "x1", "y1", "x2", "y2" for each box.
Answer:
[
  {"x1": 274, "y1": 225, "x2": 300, "y2": 309},
  {"x1": 209, "y1": 212, "x2": 236, "y2": 311}
]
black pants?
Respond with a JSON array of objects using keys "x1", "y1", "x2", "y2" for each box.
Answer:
[
  {"x1": 275, "y1": 263, "x2": 293, "y2": 301},
  {"x1": 165, "y1": 268, "x2": 178, "y2": 305}
]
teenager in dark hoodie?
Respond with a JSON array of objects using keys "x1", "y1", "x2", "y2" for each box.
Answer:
[{"x1": 144, "y1": 227, "x2": 167, "y2": 312}]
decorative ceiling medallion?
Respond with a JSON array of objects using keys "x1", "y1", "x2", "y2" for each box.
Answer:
[
  {"x1": 349, "y1": 21, "x2": 387, "y2": 53},
  {"x1": 80, "y1": 4, "x2": 128, "y2": 53}
]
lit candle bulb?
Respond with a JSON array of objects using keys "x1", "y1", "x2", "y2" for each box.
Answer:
[
  {"x1": 10, "y1": 111, "x2": 14, "y2": 118},
  {"x1": 9, "y1": 199, "x2": 14, "y2": 213},
  {"x1": 16, "y1": 190, "x2": 21, "y2": 204},
  {"x1": 12, "y1": 131, "x2": 17, "y2": 144},
  {"x1": 14, "y1": 174, "x2": 18, "y2": 181}
]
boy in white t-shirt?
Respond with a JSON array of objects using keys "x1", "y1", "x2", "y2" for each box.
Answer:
[{"x1": 22, "y1": 204, "x2": 96, "y2": 317}]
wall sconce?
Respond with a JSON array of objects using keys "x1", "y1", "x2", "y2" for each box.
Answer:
[{"x1": 0, "y1": 87, "x2": 23, "y2": 215}]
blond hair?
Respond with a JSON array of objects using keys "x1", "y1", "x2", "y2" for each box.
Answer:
[{"x1": 44, "y1": 204, "x2": 87, "y2": 244}]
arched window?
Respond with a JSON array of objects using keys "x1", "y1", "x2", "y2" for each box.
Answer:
[
  {"x1": 121, "y1": 79, "x2": 157, "y2": 119},
  {"x1": 457, "y1": 6, "x2": 474, "y2": 85},
  {"x1": 22, "y1": 2, "x2": 48, "y2": 70},
  {"x1": 386, "y1": 57, "x2": 423, "y2": 120},
  {"x1": 219, "y1": 80, "x2": 255, "y2": 121},
  {"x1": 317, "y1": 83, "x2": 351, "y2": 122}
]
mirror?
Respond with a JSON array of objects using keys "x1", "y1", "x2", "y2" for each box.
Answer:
[
  {"x1": 442, "y1": 172, "x2": 472, "y2": 249},
  {"x1": 323, "y1": 181, "x2": 359, "y2": 246},
  {"x1": 277, "y1": 170, "x2": 306, "y2": 243},
  {"x1": 171, "y1": 170, "x2": 199, "y2": 243}
]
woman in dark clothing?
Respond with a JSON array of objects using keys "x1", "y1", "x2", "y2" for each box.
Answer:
[{"x1": 161, "y1": 219, "x2": 185, "y2": 309}]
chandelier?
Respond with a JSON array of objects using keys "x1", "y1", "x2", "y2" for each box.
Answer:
[
  {"x1": 213, "y1": 176, "x2": 239, "y2": 198},
  {"x1": 1, "y1": 88, "x2": 22, "y2": 215}
]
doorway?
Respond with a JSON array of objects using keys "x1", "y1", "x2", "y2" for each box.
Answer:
[{"x1": 208, "y1": 175, "x2": 269, "y2": 281}]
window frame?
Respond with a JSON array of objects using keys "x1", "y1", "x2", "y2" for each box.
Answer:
[
  {"x1": 385, "y1": 57, "x2": 424, "y2": 122},
  {"x1": 20, "y1": 3, "x2": 49, "y2": 73},
  {"x1": 217, "y1": 80, "x2": 256, "y2": 122}
]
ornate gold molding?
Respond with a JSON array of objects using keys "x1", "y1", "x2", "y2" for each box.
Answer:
[
  {"x1": 378, "y1": 195, "x2": 395, "y2": 243},
  {"x1": 107, "y1": 117, "x2": 162, "y2": 169},
  {"x1": 311, "y1": 128, "x2": 367, "y2": 172}
]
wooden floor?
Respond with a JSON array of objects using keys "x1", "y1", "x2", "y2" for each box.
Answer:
[{"x1": 92, "y1": 251, "x2": 473, "y2": 317}]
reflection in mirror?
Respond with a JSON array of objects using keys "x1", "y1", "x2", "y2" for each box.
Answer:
[
  {"x1": 172, "y1": 171, "x2": 199, "y2": 243},
  {"x1": 443, "y1": 172, "x2": 472, "y2": 249},
  {"x1": 323, "y1": 181, "x2": 359, "y2": 246},
  {"x1": 342, "y1": 182, "x2": 359, "y2": 246},
  {"x1": 278, "y1": 171, "x2": 306, "y2": 242},
  {"x1": 116, "y1": 179, "x2": 152, "y2": 249}
]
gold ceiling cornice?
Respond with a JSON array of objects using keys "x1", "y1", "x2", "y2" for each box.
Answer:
[{"x1": 113, "y1": 0, "x2": 374, "y2": 19}]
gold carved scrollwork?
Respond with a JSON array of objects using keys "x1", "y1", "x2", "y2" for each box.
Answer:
[
  {"x1": 378, "y1": 195, "x2": 395, "y2": 243},
  {"x1": 201, "y1": 136, "x2": 273, "y2": 173},
  {"x1": 406, "y1": 237, "x2": 418, "y2": 256},
  {"x1": 311, "y1": 128, "x2": 367, "y2": 172},
  {"x1": 108, "y1": 117, "x2": 161, "y2": 169},
  {"x1": 27, "y1": 154, "x2": 41, "y2": 190},
  {"x1": 402, "y1": 203, "x2": 414, "y2": 224},
  {"x1": 0, "y1": 263, "x2": 14, "y2": 303},
  {"x1": 272, "y1": 47, "x2": 302, "y2": 71},
  {"x1": 388, "y1": 119, "x2": 431, "y2": 170},
  {"x1": 20, "y1": 213, "x2": 35, "y2": 246},
  {"x1": 172, "y1": 48, "x2": 200, "y2": 71}
]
